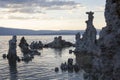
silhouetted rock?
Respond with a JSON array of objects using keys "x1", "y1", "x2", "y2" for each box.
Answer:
[
  {"x1": 69, "y1": 50, "x2": 73, "y2": 54},
  {"x1": 74, "y1": 11, "x2": 99, "y2": 54},
  {"x1": 68, "y1": 58, "x2": 73, "y2": 65},
  {"x1": 67, "y1": 58, "x2": 74, "y2": 72},
  {"x1": 21, "y1": 49, "x2": 41, "y2": 63},
  {"x1": 19, "y1": 37, "x2": 41, "y2": 63},
  {"x1": 68, "y1": 64, "x2": 74, "y2": 72},
  {"x1": 90, "y1": 0, "x2": 120, "y2": 80},
  {"x1": 7, "y1": 36, "x2": 18, "y2": 61},
  {"x1": 60, "y1": 62, "x2": 68, "y2": 71},
  {"x1": 2, "y1": 54, "x2": 7, "y2": 59},
  {"x1": 19, "y1": 37, "x2": 30, "y2": 54},
  {"x1": 45, "y1": 36, "x2": 74, "y2": 48},
  {"x1": 73, "y1": 63, "x2": 80, "y2": 73},
  {"x1": 72, "y1": 11, "x2": 100, "y2": 73},
  {"x1": 59, "y1": 58, "x2": 80, "y2": 73},
  {"x1": 55, "y1": 67, "x2": 59, "y2": 72},
  {"x1": 30, "y1": 41, "x2": 43, "y2": 50},
  {"x1": 16, "y1": 56, "x2": 21, "y2": 62},
  {"x1": 21, "y1": 54, "x2": 32, "y2": 63}
]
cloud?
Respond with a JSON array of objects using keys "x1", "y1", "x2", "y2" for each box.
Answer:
[
  {"x1": 0, "y1": 0, "x2": 81, "y2": 11},
  {"x1": 0, "y1": 0, "x2": 81, "y2": 19}
]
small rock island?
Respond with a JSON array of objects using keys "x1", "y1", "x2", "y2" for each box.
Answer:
[{"x1": 45, "y1": 36, "x2": 74, "y2": 48}]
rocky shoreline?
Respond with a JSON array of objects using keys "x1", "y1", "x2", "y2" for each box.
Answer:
[{"x1": 70, "y1": 0, "x2": 120, "y2": 80}]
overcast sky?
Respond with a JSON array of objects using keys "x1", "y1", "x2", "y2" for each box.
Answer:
[{"x1": 0, "y1": 0, "x2": 106, "y2": 30}]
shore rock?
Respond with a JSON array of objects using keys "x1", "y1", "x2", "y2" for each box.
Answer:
[{"x1": 92, "y1": 0, "x2": 120, "y2": 80}]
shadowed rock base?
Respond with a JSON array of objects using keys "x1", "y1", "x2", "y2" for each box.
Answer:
[{"x1": 75, "y1": 53, "x2": 93, "y2": 72}]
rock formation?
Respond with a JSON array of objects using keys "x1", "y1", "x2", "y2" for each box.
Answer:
[
  {"x1": 30, "y1": 41, "x2": 43, "y2": 50},
  {"x1": 19, "y1": 37, "x2": 41, "y2": 63},
  {"x1": 45, "y1": 36, "x2": 74, "y2": 48},
  {"x1": 72, "y1": 11, "x2": 101, "y2": 71},
  {"x1": 7, "y1": 36, "x2": 17, "y2": 61},
  {"x1": 55, "y1": 67, "x2": 59, "y2": 72},
  {"x1": 74, "y1": 0, "x2": 120, "y2": 79},
  {"x1": 74, "y1": 11, "x2": 99, "y2": 54},
  {"x1": 19, "y1": 37, "x2": 30, "y2": 54},
  {"x1": 59, "y1": 58, "x2": 80, "y2": 73},
  {"x1": 91, "y1": 0, "x2": 120, "y2": 80},
  {"x1": 80, "y1": 0, "x2": 120, "y2": 80}
]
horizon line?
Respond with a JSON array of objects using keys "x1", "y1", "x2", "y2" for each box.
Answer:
[{"x1": 0, "y1": 26, "x2": 101, "y2": 31}]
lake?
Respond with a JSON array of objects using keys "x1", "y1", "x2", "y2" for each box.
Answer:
[{"x1": 0, "y1": 35, "x2": 85, "y2": 80}]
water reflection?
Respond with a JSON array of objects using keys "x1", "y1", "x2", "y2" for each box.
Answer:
[
  {"x1": 21, "y1": 51, "x2": 41, "y2": 63},
  {"x1": 53, "y1": 48, "x2": 63, "y2": 57},
  {"x1": 8, "y1": 60, "x2": 18, "y2": 80}
]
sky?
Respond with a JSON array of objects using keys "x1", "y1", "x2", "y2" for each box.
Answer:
[{"x1": 0, "y1": 0, "x2": 106, "y2": 30}]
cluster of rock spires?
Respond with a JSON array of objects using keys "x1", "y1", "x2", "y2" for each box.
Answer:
[
  {"x1": 55, "y1": 58, "x2": 80, "y2": 73},
  {"x1": 30, "y1": 41, "x2": 43, "y2": 50},
  {"x1": 2, "y1": 35, "x2": 74, "y2": 63},
  {"x1": 44, "y1": 36, "x2": 74, "y2": 48},
  {"x1": 72, "y1": 0, "x2": 120, "y2": 80},
  {"x1": 19, "y1": 37, "x2": 41, "y2": 62},
  {"x1": 3, "y1": 36, "x2": 41, "y2": 63},
  {"x1": 75, "y1": 11, "x2": 99, "y2": 54}
]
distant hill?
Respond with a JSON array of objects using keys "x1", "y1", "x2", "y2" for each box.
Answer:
[{"x1": 0, "y1": 27, "x2": 100, "y2": 35}]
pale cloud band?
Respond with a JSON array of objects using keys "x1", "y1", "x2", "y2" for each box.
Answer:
[
  {"x1": 0, "y1": 0, "x2": 81, "y2": 13},
  {"x1": 0, "y1": 0, "x2": 82, "y2": 19}
]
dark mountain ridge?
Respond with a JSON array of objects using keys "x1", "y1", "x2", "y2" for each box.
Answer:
[{"x1": 0, "y1": 27, "x2": 100, "y2": 35}]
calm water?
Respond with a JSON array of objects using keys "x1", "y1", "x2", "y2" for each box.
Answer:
[{"x1": 0, "y1": 35, "x2": 85, "y2": 80}]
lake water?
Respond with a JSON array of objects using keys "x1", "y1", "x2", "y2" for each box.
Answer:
[{"x1": 0, "y1": 35, "x2": 85, "y2": 80}]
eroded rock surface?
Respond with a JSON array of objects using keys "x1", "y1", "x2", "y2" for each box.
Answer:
[
  {"x1": 94, "y1": 0, "x2": 120, "y2": 80},
  {"x1": 74, "y1": 11, "x2": 99, "y2": 54},
  {"x1": 7, "y1": 36, "x2": 17, "y2": 60},
  {"x1": 72, "y1": 11, "x2": 101, "y2": 74},
  {"x1": 73, "y1": 2, "x2": 120, "y2": 78}
]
